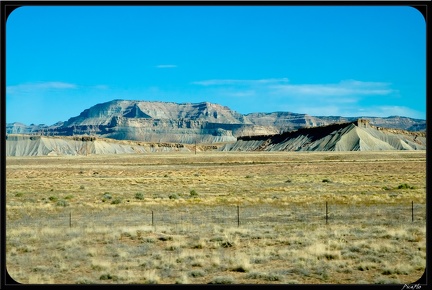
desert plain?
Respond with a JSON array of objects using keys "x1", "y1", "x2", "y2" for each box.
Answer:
[{"x1": 5, "y1": 150, "x2": 426, "y2": 284}]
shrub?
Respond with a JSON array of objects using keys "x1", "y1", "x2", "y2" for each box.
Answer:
[
  {"x1": 135, "y1": 192, "x2": 144, "y2": 200},
  {"x1": 111, "y1": 198, "x2": 122, "y2": 205},
  {"x1": 231, "y1": 263, "x2": 250, "y2": 273},
  {"x1": 76, "y1": 278, "x2": 93, "y2": 284},
  {"x1": 189, "y1": 270, "x2": 206, "y2": 278},
  {"x1": 79, "y1": 185, "x2": 85, "y2": 190},
  {"x1": 175, "y1": 275, "x2": 189, "y2": 284},
  {"x1": 208, "y1": 275, "x2": 235, "y2": 284},
  {"x1": 357, "y1": 263, "x2": 373, "y2": 271},
  {"x1": 264, "y1": 273, "x2": 282, "y2": 281},
  {"x1": 246, "y1": 272, "x2": 263, "y2": 279},
  {"x1": 322, "y1": 179, "x2": 332, "y2": 183},
  {"x1": 169, "y1": 193, "x2": 178, "y2": 200},
  {"x1": 56, "y1": 200, "x2": 69, "y2": 207},
  {"x1": 48, "y1": 196, "x2": 58, "y2": 202},
  {"x1": 190, "y1": 190, "x2": 198, "y2": 197},
  {"x1": 221, "y1": 241, "x2": 234, "y2": 248},
  {"x1": 99, "y1": 274, "x2": 118, "y2": 281},
  {"x1": 191, "y1": 238, "x2": 206, "y2": 249},
  {"x1": 144, "y1": 237, "x2": 156, "y2": 243},
  {"x1": 102, "y1": 193, "x2": 112, "y2": 202},
  {"x1": 397, "y1": 183, "x2": 415, "y2": 189},
  {"x1": 144, "y1": 270, "x2": 160, "y2": 284},
  {"x1": 15, "y1": 192, "x2": 24, "y2": 197},
  {"x1": 64, "y1": 195, "x2": 74, "y2": 200}
]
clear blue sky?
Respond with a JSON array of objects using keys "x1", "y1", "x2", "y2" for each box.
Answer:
[{"x1": 6, "y1": 5, "x2": 426, "y2": 125}]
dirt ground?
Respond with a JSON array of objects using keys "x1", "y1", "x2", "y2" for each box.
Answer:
[{"x1": 5, "y1": 151, "x2": 426, "y2": 284}]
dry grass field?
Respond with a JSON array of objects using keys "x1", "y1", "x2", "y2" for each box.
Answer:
[{"x1": 6, "y1": 151, "x2": 426, "y2": 284}]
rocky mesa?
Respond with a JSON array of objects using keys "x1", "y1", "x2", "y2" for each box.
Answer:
[{"x1": 6, "y1": 100, "x2": 426, "y2": 145}]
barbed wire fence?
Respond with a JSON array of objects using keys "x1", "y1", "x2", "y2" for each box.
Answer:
[{"x1": 7, "y1": 202, "x2": 426, "y2": 231}]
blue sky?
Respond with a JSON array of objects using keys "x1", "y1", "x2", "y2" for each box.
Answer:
[{"x1": 6, "y1": 5, "x2": 426, "y2": 125}]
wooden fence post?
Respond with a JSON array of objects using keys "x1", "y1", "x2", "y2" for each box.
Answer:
[
  {"x1": 237, "y1": 205, "x2": 240, "y2": 227},
  {"x1": 325, "y1": 202, "x2": 328, "y2": 225},
  {"x1": 412, "y1": 201, "x2": 414, "y2": 222}
]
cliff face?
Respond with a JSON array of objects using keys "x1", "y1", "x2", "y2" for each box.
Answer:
[
  {"x1": 63, "y1": 100, "x2": 250, "y2": 126},
  {"x1": 6, "y1": 100, "x2": 426, "y2": 144}
]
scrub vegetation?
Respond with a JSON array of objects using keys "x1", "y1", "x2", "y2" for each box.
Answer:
[{"x1": 6, "y1": 151, "x2": 426, "y2": 284}]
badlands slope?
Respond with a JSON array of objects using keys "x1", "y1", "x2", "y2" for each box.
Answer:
[
  {"x1": 220, "y1": 120, "x2": 426, "y2": 152},
  {"x1": 6, "y1": 120, "x2": 425, "y2": 156},
  {"x1": 5, "y1": 135, "x2": 194, "y2": 156}
]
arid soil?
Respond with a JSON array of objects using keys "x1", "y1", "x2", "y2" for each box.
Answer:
[{"x1": 6, "y1": 151, "x2": 426, "y2": 284}]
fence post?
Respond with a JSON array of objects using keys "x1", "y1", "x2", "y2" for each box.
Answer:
[
  {"x1": 69, "y1": 211, "x2": 72, "y2": 228},
  {"x1": 412, "y1": 201, "x2": 414, "y2": 222},
  {"x1": 237, "y1": 205, "x2": 240, "y2": 227},
  {"x1": 325, "y1": 201, "x2": 328, "y2": 225}
]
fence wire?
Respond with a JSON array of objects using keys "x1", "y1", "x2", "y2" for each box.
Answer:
[{"x1": 7, "y1": 202, "x2": 426, "y2": 230}]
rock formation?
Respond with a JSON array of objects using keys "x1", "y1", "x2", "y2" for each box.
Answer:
[
  {"x1": 221, "y1": 119, "x2": 426, "y2": 152},
  {"x1": 6, "y1": 100, "x2": 426, "y2": 145},
  {"x1": 5, "y1": 134, "x2": 194, "y2": 156}
]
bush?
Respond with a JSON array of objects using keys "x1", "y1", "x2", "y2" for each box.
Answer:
[
  {"x1": 15, "y1": 192, "x2": 24, "y2": 197},
  {"x1": 189, "y1": 270, "x2": 206, "y2": 278},
  {"x1": 111, "y1": 198, "x2": 122, "y2": 205},
  {"x1": 135, "y1": 192, "x2": 144, "y2": 200},
  {"x1": 231, "y1": 264, "x2": 250, "y2": 273},
  {"x1": 322, "y1": 179, "x2": 332, "y2": 183},
  {"x1": 397, "y1": 183, "x2": 415, "y2": 189},
  {"x1": 56, "y1": 200, "x2": 69, "y2": 207},
  {"x1": 246, "y1": 272, "x2": 263, "y2": 279},
  {"x1": 102, "y1": 193, "x2": 112, "y2": 202},
  {"x1": 208, "y1": 275, "x2": 235, "y2": 284},
  {"x1": 247, "y1": 271, "x2": 281, "y2": 281},
  {"x1": 169, "y1": 193, "x2": 178, "y2": 200},
  {"x1": 190, "y1": 190, "x2": 198, "y2": 197},
  {"x1": 48, "y1": 196, "x2": 58, "y2": 202},
  {"x1": 99, "y1": 274, "x2": 118, "y2": 281},
  {"x1": 263, "y1": 273, "x2": 282, "y2": 281},
  {"x1": 76, "y1": 278, "x2": 94, "y2": 284}
]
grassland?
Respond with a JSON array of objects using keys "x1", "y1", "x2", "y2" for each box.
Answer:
[{"x1": 6, "y1": 151, "x2": 426, "y2": 284}]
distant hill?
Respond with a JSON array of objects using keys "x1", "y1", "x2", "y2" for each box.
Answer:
[
  {"x1": 221, "y1": 119, "x2": 426, "y2": 152},
  {"x1": 6, "y1": 118, "x2": 426, "y2": 156},
  {"x1": 5, "y1": 135, "x2": 198, "y2": 156},
  {"x1": 6, "y1": 99, "x2": 426, "y2": 144}
]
